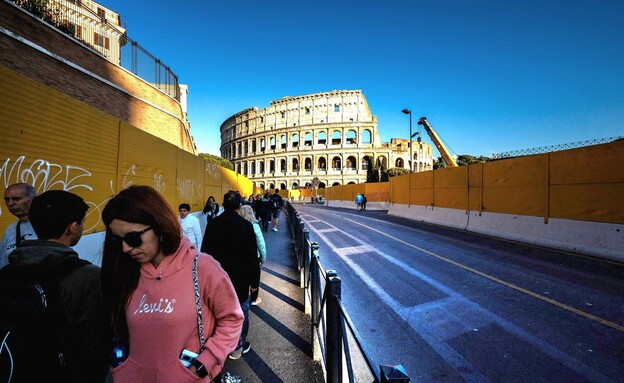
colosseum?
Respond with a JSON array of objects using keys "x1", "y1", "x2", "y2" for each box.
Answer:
[{"x1": 220, "y1": 90, "x2": 434, "y2": 190}]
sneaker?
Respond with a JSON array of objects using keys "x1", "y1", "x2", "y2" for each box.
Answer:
[
  {"x1": 250, "y1": 297, "x2": 262, "y2": 306},
  {"x1": 272, "y1": 227, "x2": 278, "y2": 232},
  {"x1": 228, "y1": 347, "x2": 243, "y2": 360},
  {"x1": 242, "y1": 341, "x2": 251, "y2": 354}
]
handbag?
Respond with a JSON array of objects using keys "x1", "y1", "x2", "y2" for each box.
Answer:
[{"x1": 192, "y1": 253, "x2": 206, "y2": 352}]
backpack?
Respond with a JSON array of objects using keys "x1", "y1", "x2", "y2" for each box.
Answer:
[
  {"x1": 271, "y1": 194, "x2": 282, "y2": 210},
  {"x1": 0, "y1": 257, "x2": 89, "y2": 382}
]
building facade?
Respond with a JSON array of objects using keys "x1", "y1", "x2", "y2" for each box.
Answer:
[{"x1": 220, "y1": 90, "x2": 434, "y2": 190}]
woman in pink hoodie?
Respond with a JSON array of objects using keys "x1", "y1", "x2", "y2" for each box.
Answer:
[{"x1": 101, "y1": 186, "x2": 243, "y2": 382}]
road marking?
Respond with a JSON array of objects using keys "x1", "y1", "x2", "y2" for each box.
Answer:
[
  {"x1": 344, "y1": 217, "x2": 624, "y2": 333},
  {"x1": 301, "y1": 213, "x2": 613, "y2": 382}
]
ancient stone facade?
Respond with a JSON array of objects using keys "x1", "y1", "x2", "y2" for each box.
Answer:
[{"x1": 220, "y1": 90, "x2": 434, "y2": 190}]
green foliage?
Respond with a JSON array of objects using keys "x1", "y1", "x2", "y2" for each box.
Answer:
[
  {"x1": 386, "y1": 168, "x2": 410, "y2": 177},
  {"x1": 198, "y1": 153, "x2": 233, "y2": 170}
]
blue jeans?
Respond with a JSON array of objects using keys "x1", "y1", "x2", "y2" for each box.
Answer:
[{"x1": 238, "y1": 296, "x2": 251, "y2": 348}]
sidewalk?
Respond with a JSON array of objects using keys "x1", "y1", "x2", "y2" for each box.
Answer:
[{"x1": 219, "y1": 214, "x2": 325, "y2": 382}]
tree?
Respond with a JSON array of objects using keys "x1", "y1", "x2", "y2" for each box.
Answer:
[
  {"x1": 198, "y1": 153, "x2": 234, "y2": 170},
  {"x1": 386, "y1": 168, "x2": 410, "y2": 178}
]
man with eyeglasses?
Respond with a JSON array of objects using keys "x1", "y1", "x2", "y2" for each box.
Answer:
[{"x1": 1, "y1": 183, "x2": 38, "y2": 268}]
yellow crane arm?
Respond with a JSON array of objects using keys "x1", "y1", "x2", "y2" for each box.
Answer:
[{"x1": 417, "y1": 117, "x2": 458, "y2": 167}]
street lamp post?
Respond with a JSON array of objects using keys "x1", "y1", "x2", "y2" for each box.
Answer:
[
  {"x1": 402, "y1": 109, "x2": 412, "y2": 206},
  {"x1": 401, "y1": 109, "x2": 412, "y2": 172}
]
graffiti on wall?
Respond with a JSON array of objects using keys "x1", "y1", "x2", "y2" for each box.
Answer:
[{"x1": 1, "y1": 156, "x2": 166, "y2": 232}]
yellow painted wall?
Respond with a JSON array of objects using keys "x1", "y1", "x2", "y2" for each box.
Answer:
[
  {"x1": 0, "y1": 66, "x2": 251, "y2": 234},
  {"x1": 324, "y1": 139, "x2": 624, "y2": 225}
]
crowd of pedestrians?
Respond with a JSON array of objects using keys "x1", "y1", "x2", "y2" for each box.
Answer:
[{"x1": 0, "y1": 183, "x2": 285, "y2": 382}]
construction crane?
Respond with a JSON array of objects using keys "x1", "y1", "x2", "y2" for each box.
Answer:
[{"x1": 417, "y1": 117, "x2": 458, "y2": 167}]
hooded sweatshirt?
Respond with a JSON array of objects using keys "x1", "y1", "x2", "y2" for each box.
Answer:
[
  {"x1": 111, "y1": 237, "x2": 243, "y2": 383},
  {"x1": 1, "y1": 240, "x2": 107, "y2": 382}
]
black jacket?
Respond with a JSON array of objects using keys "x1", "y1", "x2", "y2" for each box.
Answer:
[
  {"x1": 0, "y1": 240, "x2": 108, "y2": 382},
  {"x1": 201, "y1": 210, "x2": 259, "y2": 302}
]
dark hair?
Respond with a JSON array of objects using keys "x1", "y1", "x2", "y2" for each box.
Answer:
[
  {"x1": 274, "y1": 188, "x2": 279, "y2": 193},
  {"x1": 222, "y1": 190, "x2": 242, "y2": 211},
  {"x1": 28, "y1": 190, "x2": 88, "y2": 240},
  {"x1": 178, "y1": 203, "x2": 191, "y2": 211},
  {"x1": 101, "y1": 185, "x2": 181, "y2": 342}
]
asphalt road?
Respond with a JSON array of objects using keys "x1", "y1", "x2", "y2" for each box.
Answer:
[{"x1": 294, "y1": 204, "x2": 624, "y2": 383}]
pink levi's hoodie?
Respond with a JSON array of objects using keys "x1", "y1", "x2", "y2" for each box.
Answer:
[{"x1": 111, "y1": 237, "x2": 243, "y2": 383}]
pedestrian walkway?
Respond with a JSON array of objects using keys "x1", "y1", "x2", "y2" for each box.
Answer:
[{"x1": 219, "y1": 215, "x2": 325, "y2": 382}]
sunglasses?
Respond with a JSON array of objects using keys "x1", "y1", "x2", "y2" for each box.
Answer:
[{"x1": 109, "y1": 227, "x2": 153, "y2": 247}]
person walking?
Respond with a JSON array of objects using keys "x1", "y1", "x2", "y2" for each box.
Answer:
[
  {"x1": 257, "y1": 192, "x2": 272, "y2": 233},
  {"x1": 0, "y1": 190, "x2": 108, "y2": 382},
  {"x1": 202, "y1": 196, "x2": 220, "y2": 223},
  {"x1": 361, "y1": 194, "x2": 367, "y2": 211},
  {"x1": 270, "y1": 189, "x2": 283, "y2": 232},
  {"x1": 101, "y1": 186, "x2": 243, "y2": 382},
  {"x1": 178, "y1": 203, "x2": 203, "y2": 248},
  {"x1": 237, "y1": 205, "x2": 266, "y2": 306},
  {"x1": 201, "y1": 190, "x2": 259, "y2": 360},
  {"x1": 0, "y1": 183, "x2": 38, "y2": 268},
  {"x1": 355, "y1": 193, "x2": 363, "y2": 211}
]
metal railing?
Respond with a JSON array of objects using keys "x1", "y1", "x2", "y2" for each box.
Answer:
[
  {"x1": 11, "y1": 0, "x2": 180, "y2": 100},
  {"x1": 285, "y1": 201, "x2": 410, "y2": 383},
  {"x1": 491, "y1": 136, "x2": 623, "y2": 160}
]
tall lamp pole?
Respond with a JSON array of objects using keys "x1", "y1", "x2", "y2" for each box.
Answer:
[
  {"x1": 402, "y1": 109, "x2": 413, "y2": 172},
  {"x1": 402, "y1": 108, "x2": 412, "y2": 206}
]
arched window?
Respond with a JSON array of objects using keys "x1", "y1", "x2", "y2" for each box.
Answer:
[
  {"x1": 318, "y1": 182, "x2": 326, "y2": 189},
  {"x1": 292, "y1": 158, "x2": 299, "y2": 171},
  {"x1": 280, "y1": 183, "x2": 287, "y2": 190},
  {"x1": 251, "y1": 162, "x2": 256, "y2": 174},
  {"x1": 332, "y1": 156, "x2": 341, "y2": 170},
  {"x1": 270, "y1": 136, "x2": 276, "y2": 150},
  {"x1": 270, "y1": 183, "x2": 275, "y2": 190},
  {"x1": 260, "y1": 138, "x2": 266, "y2": 151},
  {"x1": 304, "y1": 158, "x2": 312, "y2": 171},
  {"x1": 317, "y1": 131, "x2": 327, "y2": 145},
  {"x1": 244, "y1": 141, "x2": 248, "y2": 154},
  {"x1": 317, "y1": 157, "x2": 326, "y2": 170},
  {"x1": 396, "y1": 158, "x2": 404, "y2": 168},
  {"x1": 252, "y1": 140, "x2": 257, "y2": 153},
  {"x1": 331, "y1": 130, "x2": 342, "y2": 145},
  {"x1": 304, "y1": 132, "x2": 312, "y2": 146},
  {"x1": 377, "y1": 156, "x2": 387, "y2": 168},
  {"x1": 346, "y1": 156, "x2": 356, "y2": 170},
  {"x1": 259, "y1": 160, "x2": 265, "y2": 173},
  {"x1": 280, "y1": 159, "x2": 286, "y2": 172},
  {"x1": 362, "y1": 129, "x2": 372, "y2": 144},
  {"x1": 281, "y1": 135, "x2": 287, "y2": 149},
  {"x1": 292, "y1": 183, "x2": 299, "y2": 189},
  {"x1": 237, "y1": 163, "x2": 241, "y2": 174},
  {"x1": 243, "y1": 163, "x2": 248, "y2": 176},
  {"x1": 362, "y1": 156, "x2": 372, "y2": 170},
  {"x1": 237, "y1": 143, "x2": 242, "y2": 156},
  {"x1": 346, "y1": 130, "x2": 357, "y2": 145},
  {"x1": 292, "y1": 134, "x2": 299, "y2": 148},
  {"x1": 269, "y1": 160, "x2": 275, "y2": 172},
  {"x1": 332, "y1": 182, "x2": 341, "y2": 186}
]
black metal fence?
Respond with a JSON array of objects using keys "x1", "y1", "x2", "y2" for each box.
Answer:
[
  {"x1": 285, "y1": 201, "x2": 410, "y2": 383},
  {"x1": 11, "y1": 0, "x2": 179, "y2": 100},
  {"x1": 491, "y1": 136, "x2": 623, "y2": 160}
]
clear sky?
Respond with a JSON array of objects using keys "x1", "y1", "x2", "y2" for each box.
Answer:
[{"x1": 102, "y1": 0, "x2": 623, "y2": 158}]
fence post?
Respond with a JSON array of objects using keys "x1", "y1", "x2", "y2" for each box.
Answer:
[
  {"x1": 305, "y1": 242, "x2": 318, "y2": 314},
  {"x1": 326, "y1": 271, "x2": 342, "y2": 383}
]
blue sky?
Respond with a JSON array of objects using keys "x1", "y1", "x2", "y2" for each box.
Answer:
[{"x1": 102, "y1": 0, "x2": 624, "y2": 157}]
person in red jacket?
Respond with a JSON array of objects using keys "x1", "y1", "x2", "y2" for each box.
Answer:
[{"x1": 101, "y1": 186, "x2": 243, "y2": 382}]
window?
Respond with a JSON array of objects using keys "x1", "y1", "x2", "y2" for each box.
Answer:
[
  {"x1": 332, "y1": 157, "x2": 341, "y2": 170},
  {"x1": 260, "y1": 138, "x2": 266, "y2": 151},
  {"x1": 252, "y1": 140, "x2": 257, "y2": 153},
  {"x1": 281, "y1": 112, "x2": 286, "y2": 118},
  {"x1": 292, "y1": 134, "x2": 299, "y2": 148},
  {"x1": 315, "y1": 131, "x2": 325, "y2": 145},
  {"x1": 97, "y1": 7, "x2": 106, "y2": 19},
  {"x1": 270, "y1": 136, "x2": 276, "y2": 150},
  {"x1": 292, "y1": 158, "x2": 299, "y2": 171},
  {"x1": 269, "y1": 160, "x2": 275, "y2": 172},
  {"x1": 346, "y1": 130, "x2": 357, "y2": 145},
  {"x1": 280, "y1": 159, "x2": 286, "y2": 172},
  {"x1": 346, "y1": 156, "x2": 356, "y2": 170},
  {"x1": 305, "y1": 158, "x2": 312, "y2": 171},
  {"x1": 251, "y1": 162, "x2": 256, "y2": 175},
  {"x1": 331, "y1": 130, "x2": 341, "y2": 145},
  {"x1": 318, "y1": 157, "x2": 326, "y2": 170},
  {"x1": 396, "y1": 158, "x2": 404, "y2": 168},
  {"x1": 305, "y1": 107, "x2": 311, "y2": 115},
  {"x1": 362, "y1": 156, "x2": 371, "y2": 170},
  {"x1": 304, "y1": 132, "x2": 312, "y2": 146},
  {"x1": 281, "y1": 135, "x2": 287, "y2": 149},
  {"x1": 362, "y1": 129, "x2": 372, "y2": 144},
  {"x1": 259, "y1": 161, "x2": 265, "y2": 173},
  {"x1": 334, "y1": 104, "x2": 340, "y2": 112},
  {"x1": 94, "y1": 32, "x2": 110, "y2": 49}
]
